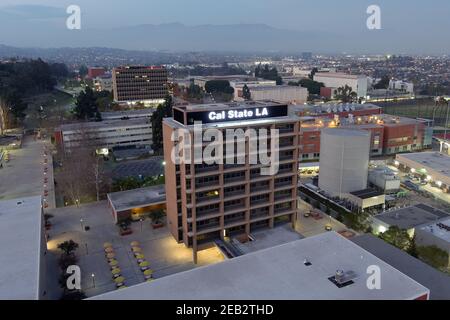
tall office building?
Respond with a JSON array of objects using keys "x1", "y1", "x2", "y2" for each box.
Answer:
[
  {"x1": 112, "y1": 66, "x2": 168, "y2": 105},
  {"x1": 163, "y1": 101, "x2": 300, "y2": 262}
]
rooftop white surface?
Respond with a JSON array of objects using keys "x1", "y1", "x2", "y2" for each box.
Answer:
[
  {"x1": 0, "y1": 196, "x2": 43, "y2": 300},
  {"x1": 91, "y1": 232, "x2": 428, "y2": 300}
]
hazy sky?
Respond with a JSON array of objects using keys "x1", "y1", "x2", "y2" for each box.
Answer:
[{"x1": 0, "y1": 0, "x2": 449, "y2": 53}]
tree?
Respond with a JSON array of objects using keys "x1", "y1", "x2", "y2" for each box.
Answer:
[
  {"x1": 57, "y1": 240, "x2": 79, "y2": 257},
  {"x1": 73, "y1": 87, "x2": 99, "y2": 120},
  {"x1": 78, "y1": 65, "x2": 88, "y2": 78},
  {"x1": 309, "y1": 67, "x2": 319, "y2": 80},
  {"x1": 379, "y1": 226, "x2": 412, "y2": 251},
  {"x1": 255, "y1": 64, "x2": 282, "y2": 85},
  {"x1": 242, "y1": 84, "x2": 251, "y2": 101},
  {"x1": 149, "y1": 209, "x2": 165, "y2": 224},
  {"x1": 298, "y1": 79, "x2": 325, "y2": 95},
  {"x1": 335, "y1": 85, "x2": 357, "y2": 103},
  {"x1": 374, "y1": 75, "x2": 390, "y2": 90},
  {"x1": 416, "y1": 245, "x2": 449, "y2": 271},
  {"x1": 151, "y1": 95, "x2": 173, "y2": 154}
]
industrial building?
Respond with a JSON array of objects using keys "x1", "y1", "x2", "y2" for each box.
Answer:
[
  {"x1": 87, "y1": 67, "x2": 106, "y2": 79},
  {"x1": 163, "y1": 101, "x2": 300, "y2": 263},
  {"x1": 246, "y1": 85, "x2": 308, "y2": 105},
  {"x1": 395, "y1": 152, "x2": 450, "y2": 193},
  {"x1": 313, "y1": 72, "x2": 368, "y2": 98},
  {"x1": 112, "y1": 66, "x2": 168, "y2": 105},
  {"x1": 318, "y1": 128, "x2": 371, "y2": 197},
  {"x1": 54, "y1": 118, "x2": 153, "y2": 154},
  {"x1": 0, "y1": 196, "x2": 47, "y2": 300},
  {"x1": 91, "y1": 232, "x2": 430, "y2": 300},
  {"x1": 368, "y1": 166, "x2": 401, "y2": 194}
]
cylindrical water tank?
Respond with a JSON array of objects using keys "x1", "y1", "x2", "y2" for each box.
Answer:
[{"x1": 318, "y1": 128, "x2": 370, "y2": 197}]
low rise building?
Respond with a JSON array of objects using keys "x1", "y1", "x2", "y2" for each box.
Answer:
[
  {"x1": 107, "y1": 185, "x2": 166, "y2": 223},
  {"x1": 230, "y1": 79, "x2": 277, "y2": 101},
  {"x1": 300, "y1": 114, "x2": 433, "y2": 161},
  {"x1": 91, "y1": 232, "x2": 430, "y2": 300},
  {"x1": 415, "y1": 217, "x2": 450, "y2": 268},
  {"x1": 395, "y1": 152, "x2": 450, "y2": 193},
  {"x1": 248, "y1": 85, "x2": 308, "y2": 104},
  {"x1": 0, "y1": 196, "x2": 47, "y2": 300},
  {"x1": 54, "y1": 118, "x2": 153, "y2": 154},
  {"x1": 93, "y1": 74, "x2": 113, "y2": 92},
  {"x1": 371, "y1": 204, "x2": 449, "y2": 237},
  {"x1": 313, "y1": 72, "x2": 368, "y2": 98}
]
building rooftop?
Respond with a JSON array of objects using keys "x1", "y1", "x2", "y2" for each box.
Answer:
[
  {"x1": 350, "y1": 188, "x2": 384, "y2": 200},
  {"x1": 101, "y1": 109, "x2": 154, "y2": 120},
  {"x1": 396, "y1": 152, "x2": 450, "y2": 177},
  {"x1": 314, "y1": 72, "x2": 364, "y2": 80},
  {"x1": 91, "y1": 232, "x2": 428, "y2": 300},
  {"x1": 107, "y1": 185, "x2": 166, "y2": 213},
  {"x1": 178, "y1": 100, "x2": 283, "y2": 112},
  {"x1": 59, "y1": 118, "x2": 151, "y2": 132},
  {"x1": 417, "y1": 217, "x2": 450, "y2": 243},
  {"x1": 373, "y1": 204, "x2": 449, "y2": 230},
  {"x1": 351, "y1": 234, "x2": 450, "y2": 300},
  {"x1": 0, "y1": 196, "x2": 43, "y2": 300}
]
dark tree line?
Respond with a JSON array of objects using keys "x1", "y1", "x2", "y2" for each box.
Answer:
[
  {"x1": 151, "y1": 95, "x2": 173, "y2": 154},
  {"x1": 255, "y1": 64, "x2": 283, "y2": 85},
  {"x1": 0, "y1": 58, "x2": 69, "y2": 129}
]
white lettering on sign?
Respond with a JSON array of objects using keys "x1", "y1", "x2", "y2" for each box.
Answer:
[{"x1": 208, "y1": 108, "x2": 269, "y2": 121}]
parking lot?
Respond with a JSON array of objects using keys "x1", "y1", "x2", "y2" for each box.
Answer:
[{"x1": 45, "y1": 201, "x2": 224, "y2": 298}]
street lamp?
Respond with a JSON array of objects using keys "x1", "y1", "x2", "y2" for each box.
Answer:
[
  {"x1": 80, "y1": 218, "x2": 84, "y2": 231},
  {"x1": 140, "y1": 218, "x2": 144, "y2": 232},
  {"x1": 91, "y1": 274, "x2": 96, "y2": 288}
]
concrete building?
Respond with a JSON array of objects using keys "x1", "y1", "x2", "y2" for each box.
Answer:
[
  {"x1": 347, "y1": 189, "x2": 386, "y2": 212},
  {"x1": 371, "y1": 204, "x2": 449, "y2": 237},
  {"x1": 369, "y1": 166, "x2": 401, "y2": 193},
  {"x1": 313, "y1": 72, "x2": 368, "y2": 98},
  {"x1": 107, "y1": 185, "x2": 166, "y2": 223},
  {"x1": 91, "y1": 232, "x2": 430, "y2": 300},
  {"x1": 0, "y1": 196, "x2": 47, "y2": 300},
  {"x1": 230, "y1": 79, "x2": 277, "y2": 101},
  {"x1": 300, "y1": 114, "x2": 433, "y2": 161},
  {"x1": 395, "y1": 152, "x2": 450, "y2": 193},
  {"x1": 351, "y1": 234, "x2": 450, "y2": 300},
  {"x1": 415, "y1": 217, "x2": 450, "y2": 268},
  {"x1": 163, "y1": 101, "x2": 300, "y2": 263},
  {"x1": 192, "y1": 75, "x2": 259, "y2": 90},
  {"x1": 93, "y1": 74, "x2": 113, "y2": 92},
  {"x1": 290, "y1": 103, "x2": 382, "y2": 119},
  {"x1": 54, "y1": 118, "x2": 153, "y2": 154},
  {"x1": 389, "y1": 80, "x2": 414, "y2": 94},
  {"x1": 100, "y1": 109, "x2": 154, "y2": 121},
  {"x1": 112, "y1": 66, "x2": 168, "y2": 105},
  {"x1": 319, "y1": 128, "x2": 371, "y2": 197},
  {"x1": 247, "y1": 85, "x2": 308, "y2": 104}
]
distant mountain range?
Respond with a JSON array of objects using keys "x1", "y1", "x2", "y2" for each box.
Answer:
[{"x1": 0, "y1": 22, "x2": 338, "y2": 53}]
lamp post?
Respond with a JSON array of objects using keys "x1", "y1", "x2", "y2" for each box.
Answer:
[
  {"x1": 91, "y1": 274, "x2": 96, "y2": 288},
  {"x1": 80, "y1": 218, "x2": 84, "y2": 231},
  {"x1": 140, "y1": 218, "x2": 143, "y2": 232}
]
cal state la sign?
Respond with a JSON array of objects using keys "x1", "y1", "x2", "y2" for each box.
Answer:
[{"x1": 186, "y1": 105, "x2": 288, "y2": 125}]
